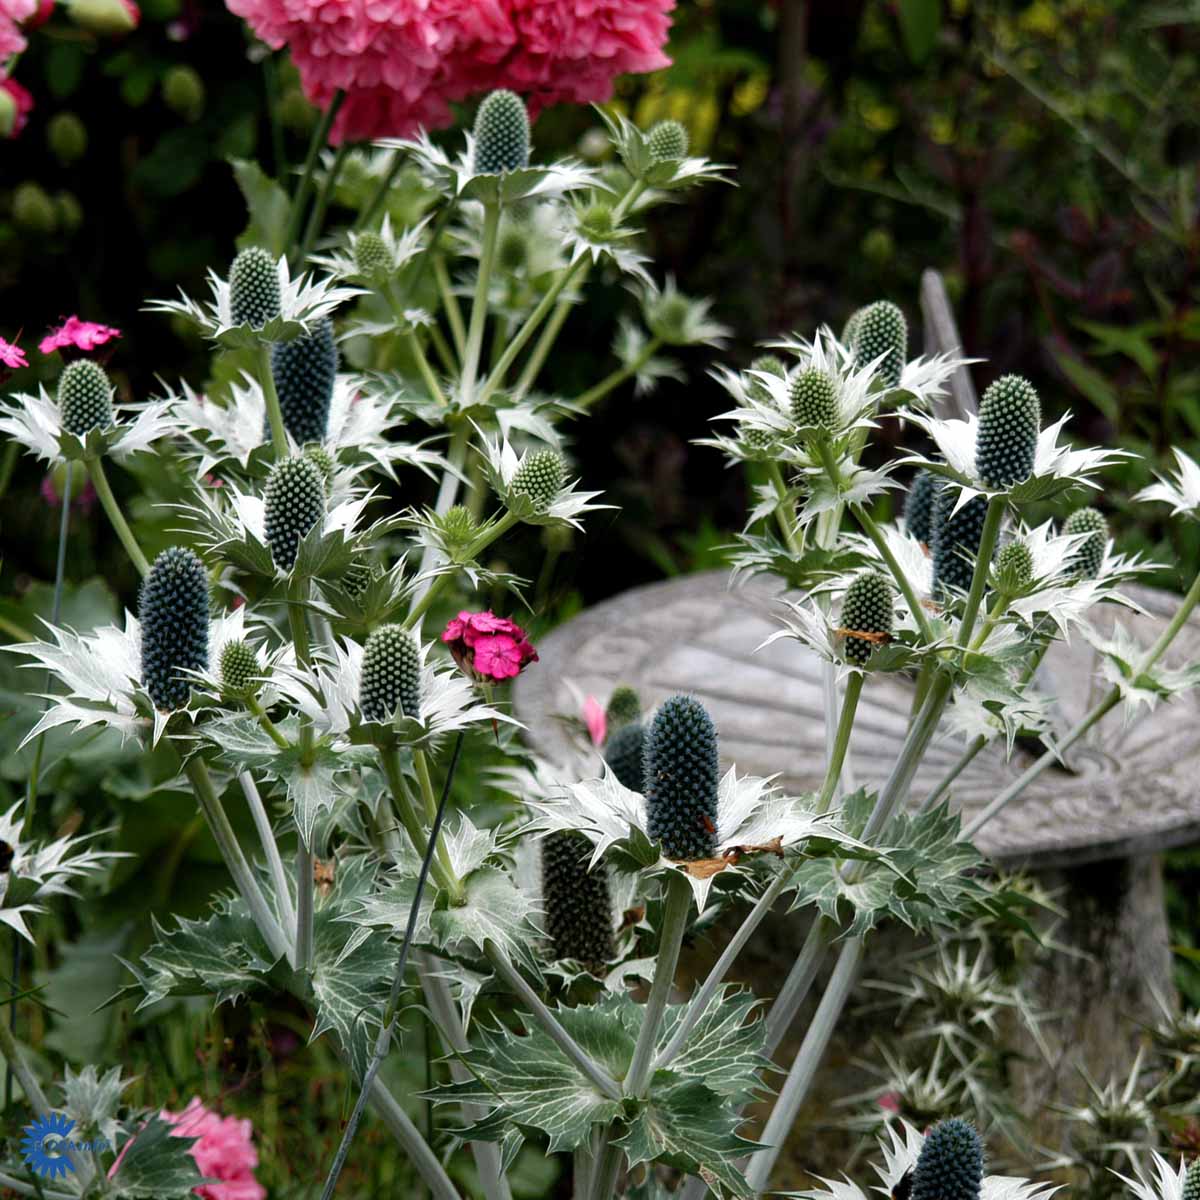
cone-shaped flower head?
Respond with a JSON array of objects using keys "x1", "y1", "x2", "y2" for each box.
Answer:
[
  {"x1": 303, "y1": 442, "x2": 335, "y2": 492},
  {"x1": 647, "y1": 119, "x2": 689, "y2": 163},
  {"x1": 604, "y1": 721, "x2": 645, "y2": 792},
  {"x1": 853, "y1": 300, "x2": 907, "y2": 388},
  {"x1": 1182, "y1": 1159, "x2": 1200, "y2": 1200},
  {"x1": 748, "y1": 353, "x2": 786, "y2": 396},
  {"x1": 932, "y1": 488, "x2": 989, "y2": 595},
  {"x1": 140, "y1": 546, "x2": 209, "y2": 712},
  {"x1": 994, "y1": 540, "x2": 1033, "y2": 593},
  {"x1": 789, "y1": 367, "x2": 839, "y2": 431},
  {"x1": 910, "y1": 1118, "x2": 984, "y2": 1200},
  {"x1": 473, "y1": 89, "x2": 530, "y2": 174},
  {"x1": 353, "y1": 231, "x2": 391, "y2": 281},
  {"x1": 341, "y1": 555, "x2": 375, "y2": 597},
  {"x1": 605, "y1": 685, "x2": 642, "y2": 733},
  {"x1": 219, "y1": 638, "x2": 260, "y2": 699},
  {"x1": 906, "y1": 469, "x2": 940, "y2": 545},
  {"x1": 228, "y1": 246, "x2": 281, "y2": 329},
  {"x1": 510, "y1": 449, "x2": 565, "y2": 511},
  {"x1": 269, "y1": 317, "x2": 337, "y2": 446},
  {"x1": 1063, "y1": 506, "x2": 1108, "y2": 579},
  {"x1": 441, "y1": 505, "x2": 479, "y2": 551},
  {"x1": 840, "y1": 572, "x2": 894, "y2": 666},
  {"x1": 541, "y1": 830, "x2": 615, "y2": 967},
  {"x1": 264, "y1": 456, "x2": 325, "y2": 571},
  {"x1": 360, "y1": 623, "x2": 422, "y2": 722},
  {"x1": 57, "y1": 359, "x2": 113, "y2": 437},
  {"x1": 975, "y1": 374, "x2": 1041, "y2": 488},
  {"x1": 644, "y1": 695, "x2": 719, "y2": 860}
]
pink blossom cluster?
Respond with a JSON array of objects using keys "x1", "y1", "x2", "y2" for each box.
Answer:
[
  {"x1": 224, "y1": 0, "x2": 675, "y2": 143},
  {"x1": 442, "y1": 609, "x2": 539, "y2": 682},
  {"x1": 39, "y1": 314, "x2": 122, "y2": 354},
  {"x1": 0, "y1": 0, "x2": 37, "y2": 61}
]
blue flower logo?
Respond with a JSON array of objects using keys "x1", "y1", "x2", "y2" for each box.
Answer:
[{"x1": 20, "y1": 1112, "x2": 77, "y2": 1179}]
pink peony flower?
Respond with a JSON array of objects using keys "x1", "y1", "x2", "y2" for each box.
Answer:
[
  {"x1": 225, "y1": 0, "x2": 674, "y2": 143},
  {"x1": 582, "y1": 694, "x2": 606, "y2": 745},
  {"x1": 39, "y1": 315, "x2": 122, "y2": 355},
  {"x1": 0, "y1": 335, "x2": 27, "y2": 369},
  {"x1": 442, "y1": 610, "x2": 538, "y2": 682},
  {"x1": 109, "y1": 1099, "x2": 264, "y2": 1200},
  {"x1": 0, "y1": 77, "x2": 32, "y2": 137}
]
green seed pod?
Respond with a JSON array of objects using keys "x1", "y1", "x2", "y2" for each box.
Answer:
[
  {"x1": 57, "y1": 360, "x2": 113, "y2": 437},
  {"x1": 905, "y1": 469, "x2": 940, "y2": 545},
  {"x1": 510, "y1": 449, "x2": 565, "y2": 511},
  {"x1": 647, "y1": 119, "x2": 688, "y2": 162},
  {"x1": 994, "y1": 540, "x2": 1033, "y2": 593},
  {"x1": 541, "y1": 830, "x2": 615, "y2": 967},
  {"x1": 360, "y1": 623, "x2": 422, "y2": 722},
  {"x1": 1182, "y1": 1159, "x2": 1200, "y2": 1200},
  {"x1": 1063, "y1": 507, "x2": 1108, "y2": 579},
  {"x1": 853, "y1": 300, "x2": 907, "y2": 389},
  {"x1": 229, "y1": 246, "x2": 281, "y2": 329},
  {"x1": 840, "y1": 572, "x2": 894, "y2": 666},
  {"x1": 263, "y1": 456, "x2": 325, "y2": 571},
  {"x1": 441, "y1": 504, "x2": 478, "y2": 550},
  {"x1": 47, "y1": 112, "x2": 87, "y2": 164},
  {"x1": 976, "y1": 375, "x2": 1041, "y2": 489},
  {"x1": 604, "y1": 721, "x2": 645, "y2": 791},
  {"x1": 162, "y1": 65, "x2": 205, "y2": 122},
  {"x1": 605, "y1": 685, "x2": 642, "y2": 732},
  {"x1": 353, "y1": 231, "x2": 391, "y2": 281},
  {"x1": 789, "y1": 367, "x2": 839, "y2": 430},
  {"x1": 303, "y1": 442, "x2": 335, "y2": 492},
  {"x1": 12, "y1": 182, "x2": 58, "y2": 235},
  {"x1": 270, "y1": 317, "x2": 337, "y2": 445},
  {"x1": 140, "y1": 546, "x2": 210, "y2": 711},
  {"x1": 910, "y1": 1119, "x2": 984, "y2": 1200},
  {"x1": 932, "y1": 488, "x2": 989, "y2": 596},
  {"x1": 219, "y1": 639, "x2": 260, "y2": 699},
  {"x1": 473, "y1": 89, "x2": 530, "y2": 174},
  {"x1": 644, "y1": 695, "x2": 719, "y2": 861}
]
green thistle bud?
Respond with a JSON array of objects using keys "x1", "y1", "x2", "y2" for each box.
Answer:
[
  {"x1": 853, "y1": 300, "x2": 907, "y2": 389},
  {"x1": 647, "y1": 119, "x2": 689, "y2": 162},
  {"x1": 910, "y1": 1119, "x2": 984, "y2": 1200},
  {"x1": 604, "y1": 721, "x2": 645, "y2": 792},
  {"x1": 841, "y1": 306, "x2": 866, "y2": 350},
  {"x1": 219, "y1": 639, "x2": 260, "y2": 699},
  {"x1": 1063, "y1": 507, "x2": 1108, "y2": 579},
  {"x1": 541, "y1": 830, "x2": 615, "y2": 967},
  {"x1": 905, "y1": 469, "x2": 940, "y2": 545},
  {"x1": 162, "y1": 65, "x2": 205, "y2": 122},
  {"x1": 12, "y1": 182, "x2": 58, "y2": 235},
  {"x1": 341, "y1": 555, "x2": 375, "y2": 597},
  {"x1": 270, "y1": 317, "x2": 337, "y2": 446},
  {"x1": 303, "y1": 442, "x2": 335, "y2": 492},
  {"x1": 497, "y1": 229, "x2": 528, "y2": 273},
  {"x1": 932, "y1": 488, "x2": 989, "y2": 596},
  {"x1": 749, "y1": 353, "x2": 786, "y2": 393},
  {"x1": 605, "y1": 685, "x2": 642, "y2": 732},
  {"x1": 353, "y1": 231, "x2": 391, "y2": 281},
  {"x1": 644, "y1": 695, "x2": 719, "y2": 861},
  {"x1": 994, "y1": 540, "x2": 1033, "y2": 593},
  {"x1": 578, "y1": 201, "x2": 616, "y2": 241},
  {"x1": 264, "y1": 456, "x2": 325, "y2": 571},
  {"x1": 840, "y1": 572, "x2": 894, "y2": 666},
  {"x1": 360, "y1": 623, "x2": 422, "y2": 722},
  {"x1": 140, "y1": 546, "x2": 209, "y2": 712},
  {"x1": 441, "y1": 504, "x2": 479, "y2": 550},
  {"x1": 229, "y1": 246, "x2": 281, "y2": 329},
  {"x1": 1182, "y1": 1160, "x2": 1200, "y2": 1200},
  {"x1": 741, "y1": 424, "x2": 774, "y2": 453},
  {"x1": 47, "y1": 112, "x2": 87, "y2": 164},
  {"x1": 976, "y1": 375, "x2": 1041, "y2": 488},
  {"x1": 57, "y1": 360, "x2": 113, "y2": 437},
  {"x1": 510, "y1": 450, "x2": 565, "y2": 511},
  {"x1": 473, "y1": 89, "x2": 530, "y2": 174},
  {"x1": 789, "y1": 367, "x2": 839, "y2": 430}
]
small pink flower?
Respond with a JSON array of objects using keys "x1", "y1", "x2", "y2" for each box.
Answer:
[
  {"x1": 39, "y1": 315, "x2": 122, "y2": 355},
  {"x1": 442, "y1": 610, "x2": 538, "y2": 682},
  {"x1": 0, "y1": 77, "x2": 33, "y2": 137},
  {"x1": 41, "y1": 470, "x2": 97, "y2": 513},
  {"x1": 582, "y1": 695, "x2": 606, "y2": 745},
  {"x1": 878, "y1": 1091, "x2": 901, "y2": 1115},
  {"x1": 0, "y1": 335, "x2": 27, "y2": 369}
]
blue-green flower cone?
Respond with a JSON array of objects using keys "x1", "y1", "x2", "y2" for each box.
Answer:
[
  {"x1": 57, "y1": 359, "x2": 113, "y2": 437},
  {"x1": 264, "y1": 456, "x2": 325, "y2": 571},
  {"x1": 228, "y1": 246, "x2": 280, "y2": 328},
  {"x1": 474, "y1": 89, "x2": 530, "y2": 174},
  {"x1": 911, "y1": 1119, "x2": 984, "y2": 1200},
  {"x1": 975, "y1": 374, "x2": 1040, "y2": 488},
  {"x1": 604, "y1": 721, "x2": 645, "y2": 792},
  {"x1": 905, "y1": 469, "x2": 940, "y2": 544},
  {"x1": 1063, "y1": 507, "x2": 1108, "y2": 579},
  {"x1": 542, "y1": 830, "x2": 614, "y2": 967},
  {"x1": 840, "y1": 572, "x2": 894, "y2": 665},
  {"x1": 932, "y1": 488, "x2": 989, "y2": 596},
  {"x1": 140, "y1": 546, "x2": 209, "y2": 711},
  {"x1": 269, "y1": 317, "x2": 337, "y2": 445},
  {"x1": 360, "y1": 623, "x2": 422, "y2": 722},
  {"x1": 644, "y1": 695, "x2": 719, "y2": 860}
]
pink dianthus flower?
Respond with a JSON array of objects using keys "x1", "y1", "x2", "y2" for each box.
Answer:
[
  {"x1": 442, "y1": 610, "x2": 538, "y2": 682},
  {"x1": 39, "y1": 315, "x2": 122, "y2": 355},
  {"x1": 0, "y1": 335, "x2": 27, "y2": 369},
  {"x1": 582, "y1": 694, "x2": 606, "y2": 745}
]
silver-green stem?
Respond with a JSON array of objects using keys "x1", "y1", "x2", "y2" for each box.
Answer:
[
  {"x1": 817, "y1": 671, "x2": 864, "y2": 811},
  {"x1": 956, "y1": 495, "x2": 1005, "y2": 648},
  {"x1": 625, "y1": 871, "x2": 691, "y2": 1097},
  {"x1": 0, "y1": 1168, "x2": 74, "y2": 1199},
  {"x1": 851, "y1": 505, "x2": 935, "y2": 643},
  {"x1": 259, "y1": 345, "x2": 289, "y2": 459},
  {"x1": 364, "y1": 1070, "x2": 462, "y2": 1200},
  {"x1": 588, "y1": 1137, "x2": 623, "y2": 1200},
  {"x1": 239, "y1": 770, "x2": 296, "y2": 947},
  {"x1": 921, "y1": 733, "x2": 985, "y2": 812},
  {"x1": 764, "y1": 462, "x2": 800, "y2": 554},
  {"x1": 407, "y1": 329, "x2": 447, "y2": 406},
  {"x1": 573, "y1": 337, "x2": 662, "y2": 411},
  {"x1": 763, "y1": 915, "x2": 837, "y2": 1056},
  {"x1": 460, "y1": 201, "x2": 501, "y2": 407},
  {"x1": 433, "y1": 254, "x2": 467, "y2": 360},
  {"x1": 87, "y1": 457, "x2": 150, "y2": 577},
  {"x1": 294, "y1": 841, "x2": 314, "y2": 972},
  {"x1": 411, "y1": 422, "x2": 472, "y2": 606},
  {"x1": 485, "y1": 942, "x2": 622, "y2": 1101},
  {"x1": 744, "y1": 936, "x2": 864, "y2": 1194}
]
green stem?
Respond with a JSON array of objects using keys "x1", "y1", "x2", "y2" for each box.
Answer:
[
  {"x1": 433, "y1": 255, "x2": 467, "y2": 361},
  {"x1": 956, "y1": 495, "x2": 1005, "y2": 649},
  {"x1": 0, "y1": 442, "x2": 17, "y2": 500},
  {"x1": 412, "y1": 748, "x2": 458, "y2": 892},
  {"x1": 765, "y1": 462, "x2": 800, "y2": 555},
  {"x1": 407, "y1": 329, "x2": 446, "y2": 406},
  {"x1": 588, "y1": 1140, "x2": 623, "y2": 1200},
  {"x1": 851, "y1": 505, "x2": 935, "y2": 643},
  {"x1": 247, "y1": 694, "x2": 290, "y2": 751},
  {"x1": 817, "y1": 671, "x2": 864, "y2": 811},
  {"x1": 284, "y1": 90, "x2": 345, "y2": 260},
  {"x1": 460, "y1": 202, "x2": 502, "y2": 407},
  {"x1": 625, "y1": 871, "x2": 691, "y2": 1097},
  {"x1": 260, "y1": 345, "x2": 288, "y2": 459},
  {"x1": 238, "y1": 770, "x2": 295, "y2": 941},
  {"x1": 298, "y1": 142, "x2": 350, "y2": 265},
  {"x1": 359, "y1": 150, "x2": 406, "y2": 229},
  {"x1": 573, "y1": 337, "x2": 661, "y2": 411},
  {"x1": 294, "y1": 841, "x2": 313, "y2": 972},
  {"x1": 87, "y1": 457, "x2": 149, "y2": 577}
]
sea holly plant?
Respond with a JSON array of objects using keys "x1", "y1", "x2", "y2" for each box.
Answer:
[{"x1": 3, "y1": 87, "x2": 1200, "y2": 1200}]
